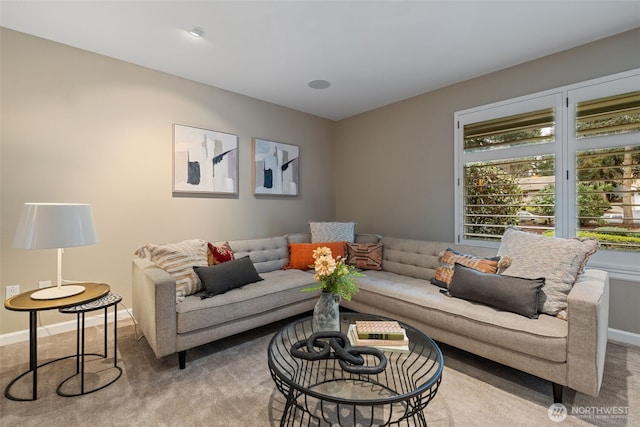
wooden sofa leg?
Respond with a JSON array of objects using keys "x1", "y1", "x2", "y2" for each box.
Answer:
[
  {"x1": 552, "y1": 383, "x2": 563, "y2": 403},
  {"x1": 179, "y1": 351, "x2": 186, "y2": 369}
]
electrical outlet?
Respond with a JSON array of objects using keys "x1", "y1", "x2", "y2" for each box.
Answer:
[
  {"x1": 38, "y1": 280, "x2": 52, "y2": 289},
  {"x1": 6, "y1": 285, "x2": 20, "y2": 300}
]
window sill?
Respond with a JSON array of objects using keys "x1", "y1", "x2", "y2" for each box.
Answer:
[{"x1": 587, "y1": 252, "x2": 640, "y2": 282}]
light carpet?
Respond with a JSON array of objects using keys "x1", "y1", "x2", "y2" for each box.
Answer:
[{"x1": 1, "y1": 314, "x2": 638, "y2": 426}]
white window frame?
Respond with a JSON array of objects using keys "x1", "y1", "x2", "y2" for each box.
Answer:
[{"x1": 454, "y1": 68, "x2": 640, "y2": 281}]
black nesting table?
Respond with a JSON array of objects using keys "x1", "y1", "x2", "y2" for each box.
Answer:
[
  {"x1": 57, "y1": 292, "x2": 123, "y2": 396},
  {"x1": 268, "y1": 312, "x2": 443, "y2": 426},
  {"x1": 3, "y1": 283, "x2": 110, "y2": 401}
]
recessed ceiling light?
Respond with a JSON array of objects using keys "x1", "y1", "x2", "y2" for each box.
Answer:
[
  {"x1": 187, "y1": 26, "x2": 205, "y2": 38},
  {"x1": 308, "y1": 80, "x2": 331, "y2": 90}
]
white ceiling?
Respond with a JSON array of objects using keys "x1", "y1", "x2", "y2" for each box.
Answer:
[{"x1": 1, "y1": 1, "x2": 639, "y2": 120}]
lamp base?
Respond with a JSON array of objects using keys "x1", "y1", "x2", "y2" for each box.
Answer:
[{"x1": 31, "y1": 285, "x2": 86, "y2": 300}]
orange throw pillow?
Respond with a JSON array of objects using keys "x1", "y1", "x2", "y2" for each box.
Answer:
[
  {"x1": 431, "y1": 248, "x2": 501, "y2": 288},
  {"x1": 287, "y1": 242, "x2": 347, "y2": 270}
]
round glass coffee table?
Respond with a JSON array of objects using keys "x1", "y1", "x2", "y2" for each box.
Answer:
[{"x1": 268, "y1": 312, "x2": 443, "y2": 426}]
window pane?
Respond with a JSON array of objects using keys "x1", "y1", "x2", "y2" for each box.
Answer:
[
  {"x1": 576, "y1": 145, "x2": 640, "y2": 251},
  {"x1": 576, "y1": 91, "x2": 640, "y2": 139},
  {"x1": 463, "y1": 155, "x2": 555, "y2": 241},
  {"x1": 464, "y1": 108, "x2": 555, "y2": 152}
]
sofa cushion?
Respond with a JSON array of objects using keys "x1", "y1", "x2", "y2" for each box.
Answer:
[
  {"x1": 176, "y1": 269, "x2": 316, "y2": 333},
  {"x1": 134, "y1": 239, "x2": 208, "y2": 298},
  {"x1": 194, "y1": 256, "x2": 263, "y2": 297},
  {"x1": 207, "y1": 242, "x2": 234, "y2": 265},
  {"x1": 286, "y1": 242, "x2": 347, "y2": 270},
  {"x1": 448, "y1": 264, "x2": 545, "y2": 319},
  {"x1": 346, "y1": 243, "x2": 383, "y2": 270},
  {"x1": 431, "y1": 248, "x2": 501, "y2": 288},
  {"x1": 497, "y1": 227, "x2": 598, "y2": 318},
  {"x1": 310, "y1": 222, "x2": 355, "y2": 243},
  {"x1": 349, "y1": 270, "x2": 568, "y2": 363}
]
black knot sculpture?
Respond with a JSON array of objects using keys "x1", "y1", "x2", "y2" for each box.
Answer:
[{"x1": 290, "y1": 331, "x2": 387, "y2": 375}]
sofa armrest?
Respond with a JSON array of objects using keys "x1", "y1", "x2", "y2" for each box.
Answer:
[
  {"x1": 566, "y1": 269, "x2": 609, "y2": 396},
  {"x1": 132, "y1": 258, "x2": 177, "y2": 358}
]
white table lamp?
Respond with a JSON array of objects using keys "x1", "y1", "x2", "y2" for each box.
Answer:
[{"x1": 13, "y1": 203, "x2": 97, "y2": 299}]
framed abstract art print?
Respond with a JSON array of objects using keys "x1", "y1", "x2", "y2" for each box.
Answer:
[
  {"x1": 252, "y1": 138, "x2": 299, "y2": 196},
  {"x1": 173, "y1": 124, "x2": 239, "y2": 196}
]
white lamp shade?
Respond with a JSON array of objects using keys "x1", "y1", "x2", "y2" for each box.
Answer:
[{"x1": 13, "y1": 203, "x2": 97, "y2": 249}]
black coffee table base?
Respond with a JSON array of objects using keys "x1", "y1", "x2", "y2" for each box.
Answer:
[
  {"x1": 270, "y1": 369, "x2": 441, "y2": 426},
  {"x1": 268, "y1": 313, "x2": 443, "y2": 427}
]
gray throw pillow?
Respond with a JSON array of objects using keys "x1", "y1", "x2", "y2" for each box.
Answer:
[
  {"x1": 194, "y1": 256, "x2": 263, "y2": 297},
  {"x1": 448, "y1": 263, "x2": 545, "y2": 319},
  {"x1": 310, "y1": 222, "x2": 355, "y2": 243}
]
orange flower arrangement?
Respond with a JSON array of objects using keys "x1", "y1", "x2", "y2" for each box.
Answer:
[{"x1": 302, "y1": 246, "x2": 364, "y2": 301}]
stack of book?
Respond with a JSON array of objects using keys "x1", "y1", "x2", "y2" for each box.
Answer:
[{"x1": 347, "y1": 320, "x2": 409, "y2": 352}]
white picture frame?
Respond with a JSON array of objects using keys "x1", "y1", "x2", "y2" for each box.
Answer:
[
  {"x1": 252, "y1": 138, "x2": 299, "y2": 196},
  {"x1": 173, "y1": 124, "x2": 239, "y2": 196}
]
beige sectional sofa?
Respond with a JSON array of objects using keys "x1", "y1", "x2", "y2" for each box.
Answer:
[{"x1": 132, "y1": 232, "x2": 609, "y2": 403}]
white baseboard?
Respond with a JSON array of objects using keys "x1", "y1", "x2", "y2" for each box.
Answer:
[
  {"x1": 608, "y1": 328, "x2": 640, "y2": 348},
  {"x1": 0, "y1": 308, "x2": 134, "y2": 347}
]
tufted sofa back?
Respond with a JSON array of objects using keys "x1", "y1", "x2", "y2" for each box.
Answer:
[
  {"x1": 381, "y1": 236, "x2": 498, "y2": 281},
  {"x1": 225, "y1": 236, "x2": 289, "y2": 274},
  {"x1": 221, "y1": 234, "x2": 501, "y2": 278}
]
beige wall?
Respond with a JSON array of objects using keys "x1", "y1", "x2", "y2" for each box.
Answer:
[
  {"x1": 2, "y1": 26, "x2": 639, "y2": 338},
  {"x1": 0, "y1": 29, "x2": 335, "y2": 334},
  {"x1": 334, "y1": 28, "x2": 640, "y2": 334}
]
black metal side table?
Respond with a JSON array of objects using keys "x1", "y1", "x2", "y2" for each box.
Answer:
[{"x1": 57, "y1": 292, "x2": 123, "y2": 396}]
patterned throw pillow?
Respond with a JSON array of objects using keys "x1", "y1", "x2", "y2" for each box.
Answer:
[
  {"x1": 346, "y1": 243, "x2": 383, "y2": 270},
  {"x1": 134, "y1": 239, "x2": 208, "y2": 299},
  {"x1": 309, "y1": 222, "x2": 355, "y2": 243},
  {"x1": 497, "y1": 227, "x2": 598, "y2": 318},
  {"x1": 431, "y1": 248, "x2": 501, "y2": 288},
  {"x1": 286, "y1": 242, "x2": 347, "y2": 270},
  {"x1": 208, "y1": 242, "x2": 235, "y2": 265}
]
